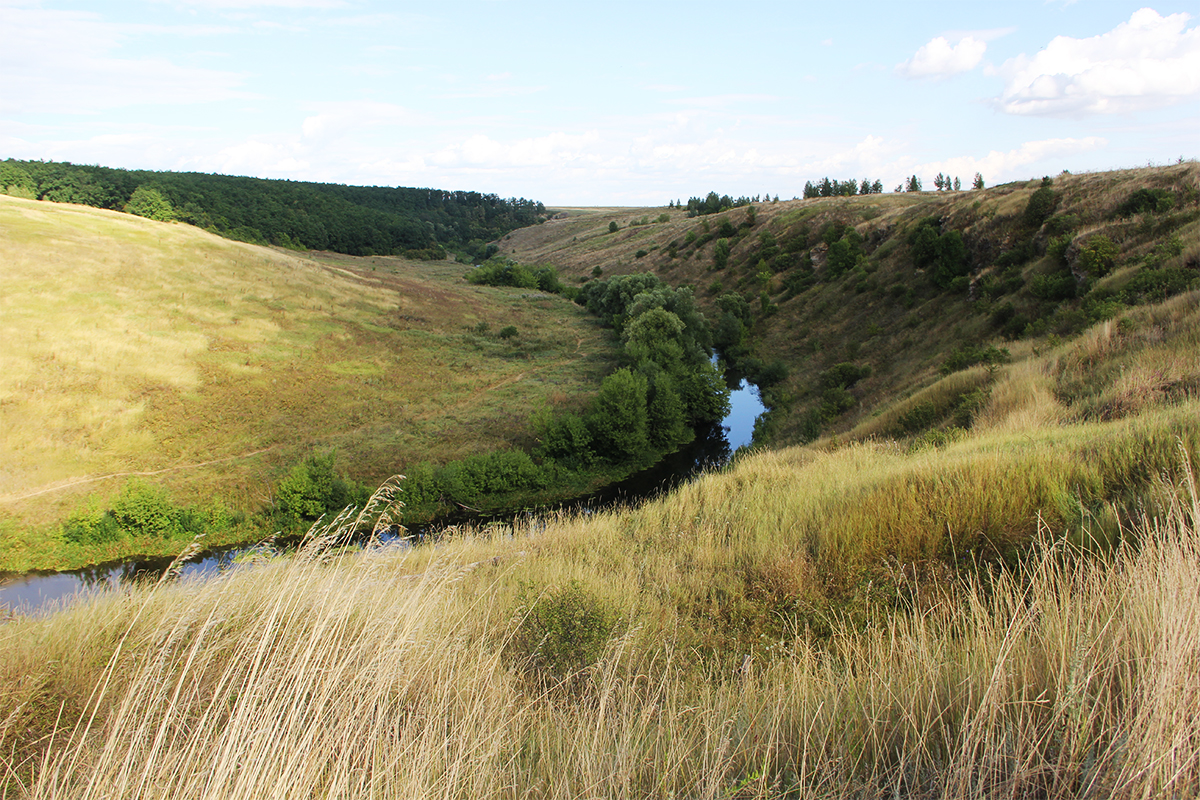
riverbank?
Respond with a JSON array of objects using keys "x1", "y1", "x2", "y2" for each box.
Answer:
[{"x1": 0, "y1": 379, "x2": 766, "y2": 614}]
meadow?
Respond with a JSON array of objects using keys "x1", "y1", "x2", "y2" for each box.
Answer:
[{"x1": 0, "y1": 196, "x2": 617, "y2": 570}]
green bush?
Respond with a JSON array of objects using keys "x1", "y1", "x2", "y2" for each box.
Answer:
[
  {"x1": 940, "y1": 344, "x2": 1009, "y2": 375},
  {"x1": 1116, "y1": 188, "x2": 1175, "y2": 216},
  {"x1": 498, "y1": 325, "x2": 518, "y2": 339},
  {"x1": 509, "y1": 580, "x2": 618, "y2": 686},
  {"x1": 819, "y1": 362, "x2": 871, "y2": 390},
  {"x1": 275, "y1": 451, "x2": 368, "y2": 524},
  {"x1": 61, "y1": 506, "x2": 122, "y2": 545},
  {"x1": 1076, "y1": 235, "x2": 1120, "y2": 277},
  {"x1": 608, "y1": 221, "x2": 619, "y2": 233},
  {"x1": 111, "y1": 480, "x2": 180, "y2": 538},
  {"x1": 1023, "y1": 180, "x2": 1058, "y2": 228}
]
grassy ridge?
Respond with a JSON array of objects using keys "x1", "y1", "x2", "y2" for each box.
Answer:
[{"x1": 0, "y1": 195, "x2": 618, "y2": 570}]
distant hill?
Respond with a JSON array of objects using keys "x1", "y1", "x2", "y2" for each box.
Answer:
[
  {"x1": 0, "y1": 158, "x2": 545, "y2": 258},
  {"x1": 513, "y1": 163, "x2": 1199, "y2": 447}
]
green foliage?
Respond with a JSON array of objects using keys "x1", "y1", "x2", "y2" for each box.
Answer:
[
  {"x1": 646, "y1": 373, "x2": 690, "y2": 448},
  {"x1": 635, "y1": 249, "x2": 648, "y2": 259},
  {"x1": 588, "y1": 368, "x2": 649, "y2": 461},
  {"x1": 509, "y1": 580, "x2": 618, "y2": 686},
  {"x1": 2, "y1": 158, "x2": 544, "y2": 257},
  {"x1": 498, "y1": 325, "x2": 519, "y2": 339},
  {"x1": 61, "y1": 505, "x2": 122, "y2": 546},
  {"x1": 275, "y1": 451, "x2": 369, "y2": 524},
  {"x1": 608, "y1": 221, "x2": 619, "y2": 233},
  {"x1": 819, "y1": 362, "x2": 871, "y2": 390},
  {"x1": 1076, "y1": 235, "x2": 1120, "y2": 277},
  {"x1": 110, "y1": 481, "x2": 179, "y2": 538},
  {"x1": 1023, "y1": 183, "x2": 1058, "y2": 228},
  {"x1": 466, "y1": 258, "x2": 565, "y2": 294},
  {"x1": 939, "y1": 344, "x2": 1009, "y2": 375},
  {"x1": 124, "y1": 186, "x2": 176, "y2": 221},
  {"x1": 908, "y1": 218, "x2": 968, "y2": 288},
  {"x1": 1116, "y1": 188, "x2": 1175, "y2": 216},
  {"x1": 533, "y1": 410, "x2": 595, "y2": 468},
  {"x1": 712, "y1": 238, "x2": 731, "y2": 269}
]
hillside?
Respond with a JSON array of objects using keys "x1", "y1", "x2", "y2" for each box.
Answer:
[
  {"x1": 0, "y1": 195, "x2": 616, "y2": 569},
  {"x1": 507, "y1": 163, "x2": 1199, "y2": 446},
  {"x1": 0, "y1": 159, "x2": 545, "y2": 258}
]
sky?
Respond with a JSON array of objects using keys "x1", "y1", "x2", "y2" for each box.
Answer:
[{"x1": 1, "y1": 0, "x2": 1198, "y2": 206}]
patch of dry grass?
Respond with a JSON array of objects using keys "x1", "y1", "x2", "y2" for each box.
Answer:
[{"x1": 3, "y1": 444, "x2": 1198, "y2": 799}]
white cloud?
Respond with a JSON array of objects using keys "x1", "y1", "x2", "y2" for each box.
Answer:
[
  {"x1": 910, "y1": 136, "x2": 1108, "y2": 185},
  {"x1": 996, "y1": 8, "x2": 1200, "y2": 116},
  {"x1": 897, "y1": 36, "x2": 987, "y2": 79},
  {"x1": 0, "y1": 5, "x2": 245, "y2": 114}
]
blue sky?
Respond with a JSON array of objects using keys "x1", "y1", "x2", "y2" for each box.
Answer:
[{"x1": 2, "y1": 0, "x2": 1197, "y2": 205}]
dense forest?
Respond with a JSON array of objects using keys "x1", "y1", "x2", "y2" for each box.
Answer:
[{"x1": 0, "y1": 158, "x2": 545, "y2": 257}]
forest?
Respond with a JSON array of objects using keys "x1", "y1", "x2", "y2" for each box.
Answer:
[{"x1": 0, "y1": 158, "x2": 545, "y2": 258}]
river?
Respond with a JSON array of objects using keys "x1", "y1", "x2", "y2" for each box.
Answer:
[{"x1": 0, "y1": 377, "x2": 766, "y2": 616}]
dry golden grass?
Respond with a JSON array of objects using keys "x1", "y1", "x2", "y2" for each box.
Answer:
[
  {"x1": 3, "y1": 443, "x2": 1198, "y2": 798},
  {"x1": 0, "y1": 196, "x2": 617, "y2": 553}
]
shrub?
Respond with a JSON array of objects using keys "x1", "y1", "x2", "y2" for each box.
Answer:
[
  {"x1": 275, "y1": 451, "x2": 368, "y2": 524},
  {"x1": 940, "y1": 344, "x2": 1009, "y2": 375},
  {"x1": 712, "y1": 238, "x2": 731, "y2": 270},
  {"x1": 61, "y1": 506, "x2": 122, "y2": 545},
  {"x1": 1076, "y1": 235, "x2": 1120, "y2": 277},
  {"x1": 819, "y1": 362, "x2": 871, "y2": 390},
  {"x1": 509, "y1": 580, "x2": 618, "y2": 686},
  {"x1": 498, "y1": 325, "x2": 518, "y2": 339},
  {"x1": 608, "y1": 221, "x2": 619, "y2": 233},
  {"x1": 1023, "y1": 182, "x2": 1058, "y2": 228},
  {"x1": 111, "y1": 480, "x2": 180, "y2": 538},
  {"x1": 635, "y1": 249, "x2": 648, "y2": 259},
  {"x1": 1116, "y1": 187, "x2": 1175, "y2": 216}
]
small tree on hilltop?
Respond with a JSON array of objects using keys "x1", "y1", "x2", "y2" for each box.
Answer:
[
  {"x1": 905, "y1": 175, "x2": 923, "y2": 193},
  {"x1": 972, "y1": 173, "x2": 985, "y2": 190}
]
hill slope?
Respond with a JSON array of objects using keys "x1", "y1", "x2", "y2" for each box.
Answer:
[
  {"x1": 0, "y1": 195, "x2": 614, "y2": 566},
  {"x1": 508, "y1": 163, "x2": 1199, "y2": 446}
]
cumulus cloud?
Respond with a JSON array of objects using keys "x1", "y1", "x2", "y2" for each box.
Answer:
[
  {"x1": 910, "y1": 136, "x2": 1107, "y2": 186},
  {"x1": 996, "y1": 8, "x2": 1200, "y2": 115},
  {"x1": 897, "y1": 36, "x2": 987, "y2": 78}
]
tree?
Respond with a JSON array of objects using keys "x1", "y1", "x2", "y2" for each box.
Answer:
[
  {"x1": 934, "y1": 173, "x2": 946, "y2": 191},
  {"x1": 905, "y1": 175, "x2": 923, "y2": 192},
  {"x1": 587, "y1": 368, "x2": 649, "y2": 461},
  {"x1": 953, "y1": 176, "x2": 962, "y2": 191},
  {"x1": 972, "y1": 173, "x2": 985, "y2": 190},
  {"x1": 124, "y1": 186, "x2": 176, "y2": 221},
  {"x1": 608, "y1": 221, "x2": 619, "y2": 233},
  {"x1": 713, "y1": 238, "x2": 731, "y2": 269}
]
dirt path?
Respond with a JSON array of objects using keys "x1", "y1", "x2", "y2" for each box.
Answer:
[{"x1": 0, "y1": 447, "x2": 279, "y2": 504}]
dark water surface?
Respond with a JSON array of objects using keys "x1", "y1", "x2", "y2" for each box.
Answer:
[{"x1": 1, "y1": 378, "x2": 766, "y2": 616}]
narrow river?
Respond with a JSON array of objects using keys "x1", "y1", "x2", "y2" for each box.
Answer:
[{"x1": 1, "y1": 377, "x2": 766, "y2": 616}]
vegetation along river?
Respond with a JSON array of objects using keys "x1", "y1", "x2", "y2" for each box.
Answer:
[{"x1": 1, "y1": 376, "x2": 766, "y2": 616}]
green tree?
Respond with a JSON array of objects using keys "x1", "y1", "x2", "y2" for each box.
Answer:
[
  {"x1": 587, "y1": 368, "x2": 649, "y2": 461},
  {"x1": 608, "y1": 221, "x2": 619, "y2": 233},
  {"x1": 646, "y1": 372, "x2": 689, "y2": 448},
  {"x1": 972, "y1": 173, "x2": 985, "y2": 190},
  {"x1": 124, "y1": 186, "x2": 177, "y2": 221},
  {"x1": 712, "y1": 237, "x2": 731, "y2": 270},
  {"x1": 905, "y1": 175, "x2": 923, "y2": 192}
]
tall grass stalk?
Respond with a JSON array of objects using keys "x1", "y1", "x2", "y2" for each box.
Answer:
[{"x1": 4, "y1": 452, "x2": 1199, "y2": 798}]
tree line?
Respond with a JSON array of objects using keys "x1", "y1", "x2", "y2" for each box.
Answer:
[{"x1": 0, "y1": 158, "x2": 545, "y2": 258}]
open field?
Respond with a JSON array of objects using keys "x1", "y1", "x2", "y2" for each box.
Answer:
[{"x1": 0, "y1": 195, "x2": 618, "y2": 569}]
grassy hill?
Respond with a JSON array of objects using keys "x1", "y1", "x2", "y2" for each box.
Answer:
[
  {"x1": 1, "y1": 166, "x2": 1199, "y2": 797},
  {"x1": 0, "y1": 195, "x2": 617, "y2": 570},
  {"x1": 511, "y1": 163, "x2": 1199, "y2": 446}
]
